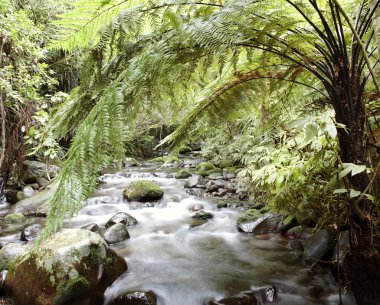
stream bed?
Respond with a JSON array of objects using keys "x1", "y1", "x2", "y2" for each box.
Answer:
[{"x1": 0, "y1": 161, "x2": 356, "y2": 305}]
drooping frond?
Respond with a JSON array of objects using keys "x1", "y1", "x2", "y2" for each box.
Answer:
[{"x1": 41, "y1": 83, "x2": 127, "y2": 238}]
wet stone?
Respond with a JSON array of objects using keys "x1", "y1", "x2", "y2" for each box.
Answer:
[
  {"x1": 192, "y1": 211, "x2": 214, "y2": 220},
  {"x1": 20, "y1": 224, "x2": 42, "y2": 242},
  {"x1": 106, "y1": 212, "x2": 138, "y2": 228},
  {"x1": 110, "y1": 290, "x2": 157, "y2": 305},
  {"x1": 103, "y1": 223, "x2": 130, "y2": 244},
  {"x1": 0, "y1": 270, "x2": 7, "y2": 294},
  {"x1": 81, "y1": 223, "x2": 100, "y2": 233}
]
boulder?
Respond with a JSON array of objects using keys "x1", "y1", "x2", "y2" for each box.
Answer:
[
  {"x1": 175, "y1": 170, "x2": 191, "y2": 179},
  {"x1": 20, "y1": 224, "x2": 43, "y2": 242},
  {"x1": 22, "y1": 186, "x2": 36, "y2": 198},
  {"x1": 237, "y1": 211, "x2": 285, "y2": 235},
  {"x1": 3, "y1": 189, "x2": 18, "y2": 205},
  {"x1": 0, "y1": 243, "x2": 26, "y2": 270},
  {"x1": 123, "y1": 181, "x2": 163, "y2": 202},
  {"x1": 81, "y1": 223, "x2": 100, "y2": 233},
  {"x1": 192, "y1": 211, "x2": 214, "y2": 220},
  {"x1": 195, "y1": 162, "x2": 215, "y2": 173},
  {"x1": 110, "y1": 290, "x2": 157, "y2": 305},
  {"x1": 103, "y1": 223, "x2": 130, "y2": 244},
  {"x1": 303, "y1": 229, "x2": 335, "y2": 262},
  {"x1": 285, "y1": 225, "x2": 312, "y2": 240},
  {"x1": 5, "y1": 229, "x2": 127, "y2": 305},
  {"x1": 7, "y1": 182, "x2": 58, "y2": 217},
  {"x1": 106, "y1": 212, "x2": 138, "y2": 228},
  {"x1": 187, "y1": 175, "x2": 206, "y2": 188},
  {"x1": 20, "y1": 160, "x2": 59, "y2": 183}
]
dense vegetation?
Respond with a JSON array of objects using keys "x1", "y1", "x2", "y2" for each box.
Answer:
[{"x1": 1, "y1": 1, "x2": 380, "y2": 304}]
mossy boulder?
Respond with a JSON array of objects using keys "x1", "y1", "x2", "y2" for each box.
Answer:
[
  {"x1": 4, "y1": 213, "x2": 26, "y2": 223},
  {"x1": 218, "y1": 160, "x2": 234, "y2": 168},
  {"x1": 123, "y1": 181, "x2": 163, "y2": 202},
  {"x1": 195, "y1": 162, "x2": 216, "y2": 173},
  {"x1": 5, "y1": 229, "x2": 127, "y2": 305},
  {"x1": 175, "y1": 170, "x2": 191, "y2": 179}
]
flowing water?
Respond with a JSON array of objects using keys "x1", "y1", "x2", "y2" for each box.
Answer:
[{"x1": 0, "y1": 161, "x2": 356, "y2": 305}]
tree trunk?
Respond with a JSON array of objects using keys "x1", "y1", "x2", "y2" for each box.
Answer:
[{"x1": 332, "y1": 76, "x2": 380, "y2": 305}]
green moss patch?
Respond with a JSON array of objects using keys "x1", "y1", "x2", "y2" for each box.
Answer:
[
  {"x1": 236, "y1": 209, "x2": 264, "y2": 225},
  {"x1": 4, "y1": 213, "x2": 26, "y2": 223},
  {"x1": 123, "y1": 180, "x2": 164, "y2": 202}
]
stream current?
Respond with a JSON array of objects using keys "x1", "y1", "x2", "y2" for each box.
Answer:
[{"x1": 0, "y1": 161, "x2": 356, "y2": 305}]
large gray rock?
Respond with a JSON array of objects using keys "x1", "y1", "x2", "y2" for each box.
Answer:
[
  {"x1": 21, "y1": 160, "x2": 59, "y2": 183},
  {"x1": 0, "y1": 243, "x2": 27, "y2": 270},
  {"x1": 187, "y1": 175, "x2": 206, "y2": 188},
  {"x1": 303, "y1": 229, "x2": 335, "y2": 262},
  {"x1": 7, "y1": 182, "x2": 58, "y2": 217},
  {"x1": 110, "y1": 290, "x2": 157, "y2": 305},
  {"x1": 103, "y1": 223, "x2": 130, "y2": 244},
  {"x1": 106, "y1": 212, "x2": 138, "y2": 228},
  {"x1": 238, "y1": 213, "x2": 285, "y2": 235},
  {"x1": 5, "y1": 229, "x2": 127, "y2": 305}
]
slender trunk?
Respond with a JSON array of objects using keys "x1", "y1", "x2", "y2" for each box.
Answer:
[{"x1": 332, "y1": 75, "x2": 380, "y2": 305}]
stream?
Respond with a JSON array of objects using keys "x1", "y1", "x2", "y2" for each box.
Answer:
[{"x1": 0, "y1": 160, "x2": 356, "y2": 305}]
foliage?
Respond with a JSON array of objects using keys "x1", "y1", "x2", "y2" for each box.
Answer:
[
  {"x1": 0, "y1": 0, "x2": 59, "y2": 184},
  {"x1": 40, "y1": 0, "x2": 380, "y2": 239}
]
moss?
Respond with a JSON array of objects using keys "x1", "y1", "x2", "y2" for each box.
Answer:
[
  {"x1": 207, "y1": 168, "x2": 223, "y2": 174},
  {"x1": 123, "y1": 180, "x2": 163, "y2": 202},
  {"x1": 217, "y1": 201, "x2": 229, "y2": 208},
  {"x1": 175, "y1": 170, "x2": 191, "y2": 179},
  {"x1": 226, "y1": 166, "x2": 237, "y2": 174},
  {"x1": 54, "y1": 276, "x2": 90, "y2": 305},
  {"x1": 283, "y1": 215, "x2": 295, "y2": 226},
  {"x1": 195, "y1": 162, "x2": 216, "y2": 172},
  {"x1": 218, "y1": 160, "x2": 234, "y2": 168},
  {"x1": 236, "y1": 209, "x2": 264, "y2": 224},
  {"x1": 4, "y1": 213, "x2": 26, "y2": 223},
  {"x1": 194, "y1": 170, "x2": 209, "y2": 177},
  {"x1": 179, "y1": 145, "x2": 192, "y2": 154},
  {"x1": 150, "y1": 157, "x2": 164, "y2": 163}
]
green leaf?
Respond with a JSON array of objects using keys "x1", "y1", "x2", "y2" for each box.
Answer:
[
  {"x1": 339, "y1": 165, "x2": 352, "y2": 179},
  {"x1": 351, "y1": 164, "x2": 366, "y2": 176},
  {"x1": 349, "y1": 189, "x2": 361, "y2": 198},
  {"x1": 333, "y1": 188, "x2": 348, "y2": 194},
  {"x1": 304, "y1": 122, "x2": 318, "y2": 142}
]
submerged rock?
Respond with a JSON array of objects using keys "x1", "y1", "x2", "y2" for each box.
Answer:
[
  {"x1": 192, "y1": 211, "x2": 214, "y2": 220},
  {"x1": 110, "y1": 290, "x2": 157, "y2": 305},
  {"x1": 20, "y1": 224, "x2": 42, "y2": 242},
  {"x1": 106, "y1": 212, "x2": 138, "y2": 228},
  {"x1": 103, "y1": 223, "x2": 130, "y2": 244},
  {"x1": 208, "y1": 291, "x2": 257, "y2": 305},
  {"x1": 123, "y1": 181, "x2": 163, "y2": 202},
  {"x1": 5, "y1": 229, "x2": 127, "y2": 305}
]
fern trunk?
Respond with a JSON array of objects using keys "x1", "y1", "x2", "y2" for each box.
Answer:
[{"x1": 333, "y1": 75, "x2": 380, "y2": 305}]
